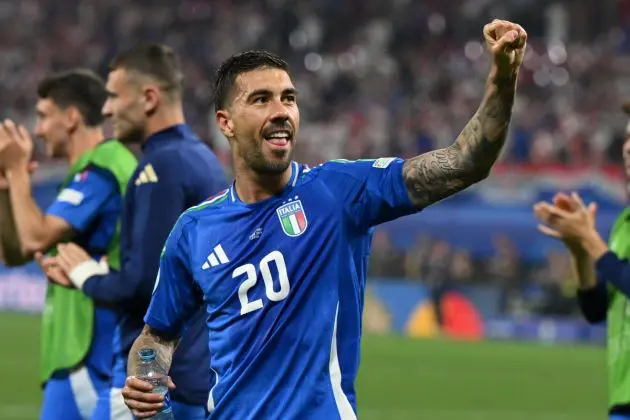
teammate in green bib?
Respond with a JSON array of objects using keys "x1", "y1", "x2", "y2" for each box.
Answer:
[
  {"x1": 0, "y1": 70, "x2": 137, "y2": 420},
  {"x1": 534, "y1": 117, "x2": 630, "y2": 419}
]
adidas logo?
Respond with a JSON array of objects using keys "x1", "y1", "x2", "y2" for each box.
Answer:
[
  {"x1": 201, "y1": 244, "x2": 230, "y2": 270},
  {"x1": 135, "y1": 164, "x2": 159, "y2": 186}
]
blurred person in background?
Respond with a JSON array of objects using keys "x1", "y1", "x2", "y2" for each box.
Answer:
[
  {"x1": 120, "y1": 18, "x2": 527, "y2": 419},
  {"x1": 534, "y1": 103, "x2": 630, "y2": 420},
  {"x1": 0, "y1": 70, "x2": 137, "y2": 420},
  {"x1": 40, "y1": 44, "x2": 228, "y2": 419}
]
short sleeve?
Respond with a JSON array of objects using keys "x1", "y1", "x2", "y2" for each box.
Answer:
[
  {"x1": 316, "y1": 158, "x2": 417, "y2": 230},
  {"x1": 46, "y1": 167, "x2": 118, "y2": 232},
  {"x1": 144, "y1": 216, "x2": 203, "y2": 337}
]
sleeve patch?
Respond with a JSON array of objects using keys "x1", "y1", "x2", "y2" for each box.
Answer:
[
  {"x1": 372, "y1": 157, "x2": 396, "y2": 169},
  {"x1": 56, "y1": 188, "x2": 85, "y2": 205}
]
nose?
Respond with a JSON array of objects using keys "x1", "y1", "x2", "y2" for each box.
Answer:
[
  {"x1": 34, "y1": 122, "x2": 43, "y2": 138},
  {"x1": 269, "y1": 99, "x2": 290, "y2": 123},
  {"x1": 102, "y1": 99, "x2": 112, "y2": 118}
]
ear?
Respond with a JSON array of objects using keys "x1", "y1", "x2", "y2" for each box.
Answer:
[
  {"x1": 64, "y1": 106, "x2": 81, "y2": 132},
  {"x1": 216, "y1": 110, "x2": 235, "y2": 138},
  {"x1": 143, "y1": 86, "x2": 160, "y2": 115}
]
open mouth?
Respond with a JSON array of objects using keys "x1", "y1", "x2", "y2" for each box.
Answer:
[{"x1": 263, "y1": 130, "x2": 292, "y2": 149}]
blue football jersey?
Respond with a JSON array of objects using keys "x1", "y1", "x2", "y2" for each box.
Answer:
[{"x1": 145, "y1": 158, "x2": 417, "y2": 419}]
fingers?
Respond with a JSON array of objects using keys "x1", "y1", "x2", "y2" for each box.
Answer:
[
  {"x1": 537, "y1": 224, "x2": 562, "y2": 239},
  {"x1": 125, "y1": 376, "x2": 155, "y2": 392},
  {"x1": 122, "y1": 377, "x2": 164, "y2": 418},
  {"x1": 63, "y1": 242, "x2": 91, "y2": 260},
  {"x1": 17, "y1": 124, "x2": 32, "y2": 145},
  {"x1": 27, "y1": 161, "x2": 38, "y2": 174},
  {"x1": 588, "y1": 202, "x2": 598, "y2": 218},
  {"x1": 57, "y1": 243, "x2": 90, "y2": 269},
  {"x1": 167, "y1": 376, "x2": 176, "y2": 390},
  {"x1": 552, "y1": 192, "x2": 573, "y2": 211},
  {"x1": 2, "y1": 119, "x2": 21, "y2": 141},
  {"x1": 570, "y1": 192, "x2": 587, "y2": 212},
  {"x1": 533, "y1": 202, "x2": 554, "y2": 222},
  {"x1": 493, "y1": 30, "x2": 521, "y2": 54},
  {"x1": 484, "y1": 20, "x2": 527, "y2": 45}
]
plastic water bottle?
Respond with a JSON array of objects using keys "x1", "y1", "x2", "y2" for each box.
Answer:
[{"x1": 136, "y1": 348, "x2": 175, "y2": 419}]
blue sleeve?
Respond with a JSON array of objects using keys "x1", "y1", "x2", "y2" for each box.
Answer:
[
  {"x1": 585, "y1": 250, "x2": 630, "y2": 322},
  {"x1": 46, "y1": 168, "x2": 118, "y2": 231},
  {"x1": 82, "y1": 159, "x2": 188, "y2": 304},
  {"x1": 318, "y1": 158, "x2": 416, "y2": 230},
  {"x1": 576, "y1": 281, "x2": 608, "y2": 324},
  {"x1": 144, "y1": 216, "x2": 202, "y2": 336}
]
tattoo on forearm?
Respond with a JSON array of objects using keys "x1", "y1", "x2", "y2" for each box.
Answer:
[
  {"x1": 403, "y1": 72, "x2": 517, "y2": 208},
  {"x1": 127, "y1": 325, "x2": 179, "y2": 376}
]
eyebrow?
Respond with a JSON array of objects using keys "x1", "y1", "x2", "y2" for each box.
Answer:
[{"x1": 246, "y1": 88, "x2": 298, "y2": 101}]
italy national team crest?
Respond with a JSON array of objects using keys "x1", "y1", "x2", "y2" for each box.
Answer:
[{"x1": 276, "y1": 198, "x2": 308, "y2": 237}]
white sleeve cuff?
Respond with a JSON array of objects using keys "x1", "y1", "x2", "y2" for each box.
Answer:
[{"x1": 68, "y1": 259, "x2": 110, "y2": 290}]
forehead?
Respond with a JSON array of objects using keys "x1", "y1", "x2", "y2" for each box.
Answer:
[
  {"x1": 36, "y1": 98, "x2": 61, "y2": 114},
  {"x1": 233, "y1": 68, "x2": 293, "y2": 96},
  {"x1": 106, "y1": 68, "x2": 130, "y2": 91}
]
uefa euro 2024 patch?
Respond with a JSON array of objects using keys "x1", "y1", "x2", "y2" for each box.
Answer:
[
  {"x1": 276, "y1": 197, "x2": 308, "y2": 237},
  {"x1": 372, "y1": 157, "x2": 396, "y2": 169}
]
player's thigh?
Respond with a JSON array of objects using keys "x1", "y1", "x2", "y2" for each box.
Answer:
[
  {"x1": 41, "y1": 366, "x2": 103, "y2": 420},
  {"x1": 172, "y1": 400, "x2": 207, "y2": 420},
  {"x1": 91, "y1": 387, "x2": 134, "y2": 420}
]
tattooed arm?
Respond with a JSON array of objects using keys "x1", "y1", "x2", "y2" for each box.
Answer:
[
  {"x1": 403, "y1": 20, "x2": 527, "y2": 209},
  {"x1": 403, "y1": 70, "x2": 516, "y2": 208},
  {"x1": 127, "y1": 325, "x2": 179, "y2": 377},
  {"x1": 123, "y1": 325, "x2": 180, "y2": 418}
]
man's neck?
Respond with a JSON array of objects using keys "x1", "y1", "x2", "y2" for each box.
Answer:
[
  {"x1": 67, "y1": 127, "x2": 105, "y2": 165},
  {"x1": 234, "y1": 164, "x2": 293, "y2": 204},
  {"x1": 143, "y1": 105, "x2": 186, "y2": 142}
]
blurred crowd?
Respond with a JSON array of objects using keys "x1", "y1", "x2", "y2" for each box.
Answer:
[
  {"x1": 1, "y1": 0, "x2": 627, "y2": 318},
  {"x1": 0, "y1": 0, "x2": 629, "y2": 170},
  {"x1": 368, "y1": 229, "x2": 580, "y2": 318}
]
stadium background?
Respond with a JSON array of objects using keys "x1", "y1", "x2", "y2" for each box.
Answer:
[{"x1": 0, "y1": 0, "x2": 624, "y2": 418}]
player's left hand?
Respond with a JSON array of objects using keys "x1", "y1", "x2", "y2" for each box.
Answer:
[
  {"x1": 483, "y1": 19, "x2": 527, "y2": 75},
  {"x1": 55, "y1": 243, "x2": 93, "y2": 274},
  {"x1": 533, "y1": 192, "x2": 598, "y2": 243},
  {"x1": 0, "y1": 119, "x2": 34, "y2": 172},
  {"x1": 35, "y1": 252, "x2": 73, "y2": 288}
]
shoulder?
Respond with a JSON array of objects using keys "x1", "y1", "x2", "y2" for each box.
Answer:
[
  {"x1": 68, "y1": 165, "x2": 118, "y2": 192},
  {"x1": 182, "y1": 189, "x2": 232, "y2": 219},
  {"x1": 299, "y1": 158, "x2": 399, "y2": 182}
]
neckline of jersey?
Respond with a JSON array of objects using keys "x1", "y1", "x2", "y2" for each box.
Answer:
[{"x1": 228, "y1": 161, "x2": 301, "y2": 208}]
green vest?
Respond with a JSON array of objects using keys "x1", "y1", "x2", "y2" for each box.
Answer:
[
  {"x1": 41, "y1": 140, "x2": 137, "y2": 383},
  {"x1": 606, "y1": 207, "x2": 630, "y2": 408}
]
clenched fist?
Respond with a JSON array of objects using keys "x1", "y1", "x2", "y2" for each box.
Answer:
[{"x1": 483, "y1": 19, "x2": 527, "y2": 76}]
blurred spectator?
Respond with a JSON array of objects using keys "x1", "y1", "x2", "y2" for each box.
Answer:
[{"x1": 0, "y1": 0, "x2": 627, "y2": 172}]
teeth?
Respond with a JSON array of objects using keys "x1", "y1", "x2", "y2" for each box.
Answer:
[{"x1": 267, "y1": 132, "x2": 289, "y2": 139}]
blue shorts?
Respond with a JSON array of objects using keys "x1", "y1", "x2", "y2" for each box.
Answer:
[
  {"x1": 40, "y1": 365, "x2": 109, "y2": 420},
  {"x1": 91, "y1": 387, "x2": 207, "y2": 420},
  {"x1": 611, "y1": 415, "x2": 630, "y2": 420}
]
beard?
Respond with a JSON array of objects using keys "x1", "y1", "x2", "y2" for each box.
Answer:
[
  {"x1": 242, "y1": 141, "x2": 293, "y2": 175},
  {"x1": 116, "y1": 123, "x2": 145, "y2": 145}
]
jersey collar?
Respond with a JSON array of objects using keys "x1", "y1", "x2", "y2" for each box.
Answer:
[
  {"x1": 142, "y1": 124, "x2": 194, "y2": 153},
  {"x1": 229, "y1": 161, "x2": 300, "y2": 205}
]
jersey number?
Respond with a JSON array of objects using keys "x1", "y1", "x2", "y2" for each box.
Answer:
[{"x1": 233, "y1": 250, "x2": 290, "y2": 315}]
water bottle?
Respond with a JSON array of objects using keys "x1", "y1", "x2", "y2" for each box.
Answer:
[{"x1": 136, "y1": 348, "x2": 175, "y2": 419}]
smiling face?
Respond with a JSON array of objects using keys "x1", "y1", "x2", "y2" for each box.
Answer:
[{"x1": 216, "y1": 67, "x2": 300, "y2": 175}]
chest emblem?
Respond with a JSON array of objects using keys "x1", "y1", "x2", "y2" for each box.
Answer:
[{"x1": 276, "y1": 197, "x2": 308, "y2": 237}]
